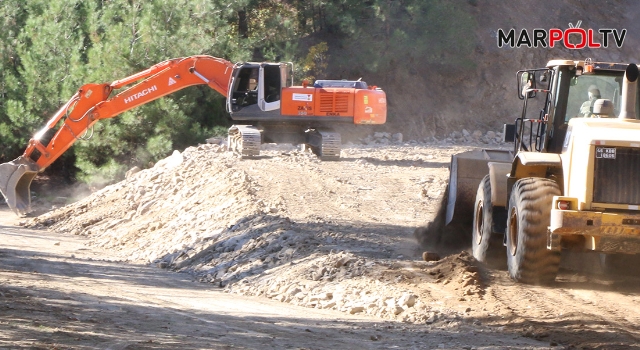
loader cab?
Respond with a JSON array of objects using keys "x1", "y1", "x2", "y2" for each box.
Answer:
[
  {"x1": 227, "y1": 62, "x2": 292, "y2": 118},
  {"x1": 550, "y1": 62, "x2": 640, "y2": 152},
  {"x1": 510, "y1": 60, "x2": 638, "y2": 154}
]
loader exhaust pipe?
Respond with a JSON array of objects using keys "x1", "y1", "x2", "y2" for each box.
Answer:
[
  {"x1": 619, "y1": 63, "x2": 638, "y2": 119},
  {"x1": 0, "y1": 156, "x2": 40, "y2": 216}
]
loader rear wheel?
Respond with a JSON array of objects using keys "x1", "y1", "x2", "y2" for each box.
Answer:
[
  {"x1": 506, "y1": 178, "x2": 561, "y2": 284},
  {"x1": 472, "y1": 175, "x2": 504, "y2": 267}
]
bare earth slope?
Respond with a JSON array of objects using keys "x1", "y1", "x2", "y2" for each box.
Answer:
[{"x1": 6, "y1": 141, "x2": 640, "y2": 348}]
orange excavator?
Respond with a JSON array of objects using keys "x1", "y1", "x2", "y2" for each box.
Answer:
[{"x1": 0, "y1": 55, "x2": 387, "y2": 215}]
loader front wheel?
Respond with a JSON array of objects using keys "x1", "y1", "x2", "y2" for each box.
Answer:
[
  {"x1": 506, "y1": 178, "x2": 561, "y2": 284},
  {"x1": 472, "y1": 175, "x2": 504, "y2": 267}
]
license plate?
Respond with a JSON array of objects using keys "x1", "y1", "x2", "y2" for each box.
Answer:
[{"x1": 596, "y1": 147, "x2": 616, "y2": 159}]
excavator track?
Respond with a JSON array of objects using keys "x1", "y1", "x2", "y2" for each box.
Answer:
[
  {"x1": 305, "y1": 129, "x2": 341, "y2": 160},
  {"x1": 228, "y1": 125, "x2": 261, "y2": 157}
]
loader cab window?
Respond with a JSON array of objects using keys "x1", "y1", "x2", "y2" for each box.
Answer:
[{"x1": 564, "y1": 73, "x2": 622, "y2": 122}]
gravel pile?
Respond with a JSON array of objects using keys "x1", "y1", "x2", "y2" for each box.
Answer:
[{"x1": 27, "y1": 133, "x2": 492, "y2": 323}]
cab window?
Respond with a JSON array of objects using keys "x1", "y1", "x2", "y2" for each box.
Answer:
[{"x1": 564, "y1": 73, "x2": 621, "y2": 122}]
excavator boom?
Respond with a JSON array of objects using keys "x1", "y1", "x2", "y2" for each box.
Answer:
[{"x1": 0, "y1": 55, "x2": 234, "y2": 215}]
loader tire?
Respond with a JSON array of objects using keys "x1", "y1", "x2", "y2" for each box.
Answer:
[
  {"x1": 506, "y1": 178, "x2": 561, "y2": 284},
  {"x1": 472, "y1": 175, "x2": 504, "y2": 267}
]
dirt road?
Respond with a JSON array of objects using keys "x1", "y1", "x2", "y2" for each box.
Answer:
[
  {"x1": 3, "y1": 141, "x2": 640, "y2": 349},
  {"x1": 0, "y1": 208, "x2": 551, "y2": 349}
]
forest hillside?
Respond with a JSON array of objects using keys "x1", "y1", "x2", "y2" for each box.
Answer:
[{"x1": 1, "y1": 0, "x2": 639, "y2": 182}]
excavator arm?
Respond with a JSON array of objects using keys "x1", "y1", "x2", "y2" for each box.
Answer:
[{"x1": 0, "y1": 55, "x2": 234, "y2": 215}]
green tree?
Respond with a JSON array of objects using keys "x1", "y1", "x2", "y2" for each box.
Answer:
[
  {"x1": 0, "y1": 0, "x2": 478, "y2": 185},
  {"x1": 1, "y1": 1, "x2": 93, "y2": 176},
  {"x1": 0, "y1": 1, "x2": 29, "y2": 161},
  {"x1": 73, "y1": 0, "x2": 245, "y2": 183}
]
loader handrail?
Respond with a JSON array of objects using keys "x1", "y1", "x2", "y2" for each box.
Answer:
[{"x1": 513, "y1": 68, "x2": 554, "y2": 154}]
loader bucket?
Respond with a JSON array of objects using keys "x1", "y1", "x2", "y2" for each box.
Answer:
[
  {"x1": 0, "y1": 157, "x2": 40, "y2": 216},
  {"x1": 445, "y1": 149, "x2": 513, "y2": 226}
]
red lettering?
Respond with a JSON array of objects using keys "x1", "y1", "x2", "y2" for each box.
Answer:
[
  {"x1": 564, "y1": 28, "x2": 586, "y2": 49},
  {"x1": 549, "y1": 29, "x2": 563, "y2": 48},
  {"x1": 587, "y1": 29, "x2": 601, "y2": 48}
]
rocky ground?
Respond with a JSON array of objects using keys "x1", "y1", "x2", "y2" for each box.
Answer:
[
  {"x1": 27, "y1": 132, "x2": 481, "y2": 326},
  {"x1": 4, "y1": 132, "x2": 640, "y2": 348},
  {"x1": 1, "y1": 214, "x2": 556, "y2": 349}
]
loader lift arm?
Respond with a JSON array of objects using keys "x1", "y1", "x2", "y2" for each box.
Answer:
[{"x1": 0, "y1": 55, "x2": 234, "y2": 215}]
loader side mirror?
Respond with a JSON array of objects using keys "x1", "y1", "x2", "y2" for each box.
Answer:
[
  {"x1": 503, "y1": 123, "x2": 516, "y2": 143},
  {"x1": 517, "y1": 71, "x2": 536, "y2": 100}
]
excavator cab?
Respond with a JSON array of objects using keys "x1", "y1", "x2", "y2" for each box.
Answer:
[{"x1": 227, "y1": 62, "x2": 292, "y2": 117}]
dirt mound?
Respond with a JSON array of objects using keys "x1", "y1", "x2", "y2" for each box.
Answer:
[
  {"x1": 30, "y1": 144, "x2": 261, "y2": 263},
  {"x1": 27, "y1": 141, "x2": 488, "y2": 323},
  {"x1": 22, "y1": 140, "x2": 640, "y2": 348}
]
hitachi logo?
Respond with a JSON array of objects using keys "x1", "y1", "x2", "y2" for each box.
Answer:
[{"x1": 124, "y1": 85, "x2": 158, "y2": 104}]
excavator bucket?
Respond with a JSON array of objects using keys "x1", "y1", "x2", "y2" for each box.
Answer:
[{"x1": 0, "y1": 156, "x2": 40, "y2": 216}]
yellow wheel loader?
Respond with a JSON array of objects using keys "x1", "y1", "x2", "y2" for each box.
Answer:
[{"x1": 443, "y1": 59, "x2": 640, "y2": 284}]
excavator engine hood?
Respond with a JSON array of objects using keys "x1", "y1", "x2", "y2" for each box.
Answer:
[{"x1": 0, "y1": 156, "x2": 40, "y2": 215}]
